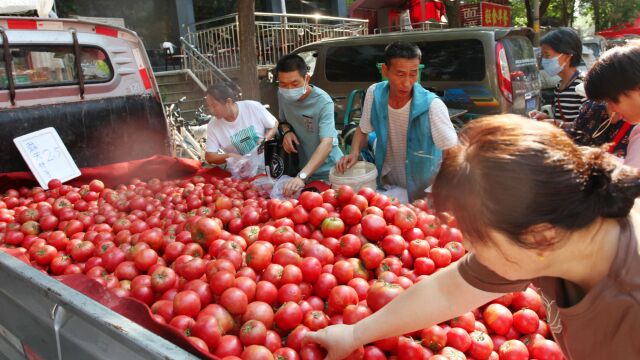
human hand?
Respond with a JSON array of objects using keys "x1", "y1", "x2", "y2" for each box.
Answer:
[
  {"x1": 336, "y1": 153, "x2": 358, "y2": 173},
  {"x1": 528, "y1": 110, "x2": 548, "y2": 121},
  {"x1": 226, "y1": 153, "x2": 242, "y2": 159},
  {"x1": 305, "y1": 324, "x2": 360, "y2": 360},
  {"x1": 284, "y1": 176, "x2": 305, "y2": 198},
  {"x1": 283, "y1": 132, "x2": 300, "y2": 153}
]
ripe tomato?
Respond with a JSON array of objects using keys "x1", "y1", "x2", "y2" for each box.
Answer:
[
  {"x1": 220, "y1": 287, "x2": 249, "y2": 315},
  {"x1": 421, "y1": 325, "x2": 447, "y2": 353},
  {"x1": 190, "y1": 217, "x2": 221, "y2": 248},
  {"x1": 239, "y1": 319, "x2": 267, "y2": 346},
  {"x1": 512, "y1": 308, "x2": 540, "y2": 334},
  {"x1": 366, "y1": 281, "x2": 404, "y2": 312},
  {"x1": 359, "y1": 243, "x2": 384, "y2": 270},
  {"x1": 299, "y1": 191, "x2": 323, "y2": 211},
  {"x1": 361, "y1": 214, "x2": 386, "y2": 242},
  {"x1": 274, "y1": 301, "x2": 303, "y2": 331},
  {"x1": 396, "y1": 336, "x2": 424, "y2": 360},
  {"x1": 340, "y1": 204, "x2": 362, "y2": 226},
  {"x1": 499, "y1": 339, "x2": 529, "y2": 360},
  {"x1": 429, "y1": 247, "x2": 452, "y2": 268},
  {"x1": 214, "y1": 335, "x2": 243, "y2": 358},
  {"x1": 511, "y1": 287, "x2": 542, "y2": 313},
  {"x1": 173, "y1": 290, "x2": 202, "y2": 318},
  {"x1": 483, "y1": 303, "x2": 514, "y2": 335},
  {"x1": 446, "y1": 327, "x2": 472, "y2": 352},
  {"x1": 192, "y1": 315, "x2": 221, "y2": 350},
  {"x1": 469, "y1": 330, "x2": 494, "y2": 359},
  {"x1": 338, "y1": 234, "x2": 362, "y2": 258},
  {"x1": 380, "y1": 234, "x2": 405, "y2": 256},
  {"x1": 393, "y1": 207, "x2": 417, "y2": 231},
  {"x1": 320, "y1": 216, "x2": 345, "y2": 238},
  {"x1": 531, "y1": 339, "x2": 563, "y2": 360}
]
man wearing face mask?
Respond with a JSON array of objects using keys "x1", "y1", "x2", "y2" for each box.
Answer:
[
  {"x1": 529, "y1": 28, "x2": 587, "y2": 124},
  {"x1": 276, "y1": 54, "x2": 343, "y2": 197}
]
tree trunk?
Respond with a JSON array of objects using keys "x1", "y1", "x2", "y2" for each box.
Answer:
[
  {"x1": 238, "y1": 0, "x2": 260, "y2": 101},
  {"x1": 444, "y1": 0, "x2": 461, "y2": 28},
  {"x1": 592, "y1": 0, "x2": 601, "y2": 31},
  {"x1": 525, "y1": 0, "x2": 534, "y2": 28}
]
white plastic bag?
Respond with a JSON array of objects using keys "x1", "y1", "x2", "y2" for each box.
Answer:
[
  {"x1": 225, "y1": 150, "x2": 264, "y2": 179},
  {"x1": 379, "y1": 185, "x2": 409, "y2": 204},
  {"x1": 270, "y1": 175, "x2": 302, "y2": 200},
  {"x1": 251, "y1": 176, "x2": 276, "y2": 197}
]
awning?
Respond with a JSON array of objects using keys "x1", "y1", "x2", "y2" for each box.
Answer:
[
  {"x1": 349, "y1": 0, "x2": 407, "y2": 10},
  {"x1": 598, "y1": 15, "x2": 640, "y2": 39}
]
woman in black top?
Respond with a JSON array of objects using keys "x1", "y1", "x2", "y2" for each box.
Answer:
[{"x1": 530, "y1": 28, "x2": 587, "y2": 124}]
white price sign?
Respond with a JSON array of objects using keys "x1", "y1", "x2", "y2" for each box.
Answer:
[{"x1": 13, "y1": 127, "x2": 81, "y2": 189}]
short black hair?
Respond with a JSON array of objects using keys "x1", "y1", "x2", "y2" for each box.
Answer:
[
  {"x1": 384, "y1": 41, "x2": 421, "y2": 67},
  {"x1": 585, "y1": 44, "x2": 640, "y2": 102},
  {"x1": 204, "y1": 84, "x2": 237, "y2": 102},
  {"x1": 540, "y1": 28, "x2": 582, "y2": 67},
  {"x1": 275, "y1": 54, "x2": 308, "y2": 77}
]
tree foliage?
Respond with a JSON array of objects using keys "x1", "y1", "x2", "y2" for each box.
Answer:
[{"x1": 579, "y1": 0, "x2": 640, "y2": 31}]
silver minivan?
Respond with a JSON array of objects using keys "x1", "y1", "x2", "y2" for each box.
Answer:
[{"x1": 283, "y1": 27, "x2": 541, "y2": 124}]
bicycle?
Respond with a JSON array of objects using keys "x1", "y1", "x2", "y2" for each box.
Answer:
[{"x1": 166, "y1": 97, "x2": 206, "y2": 161}]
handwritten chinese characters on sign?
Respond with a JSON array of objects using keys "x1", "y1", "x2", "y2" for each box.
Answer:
[{"x1": 13, "y1": 127, "x2": 81, "y2": 189}]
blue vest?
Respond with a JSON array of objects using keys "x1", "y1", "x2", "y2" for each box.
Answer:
[{"x1": 370, "y1": 81, "x2": 443, "y2": 202}]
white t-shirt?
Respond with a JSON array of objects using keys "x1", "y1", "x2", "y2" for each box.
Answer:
[
  {"x1": 206, "y1": 100, "x2": 277, "y2": 155},
  {"x1": 359, "y1": 84, "x2": 458, "y2": 188}
]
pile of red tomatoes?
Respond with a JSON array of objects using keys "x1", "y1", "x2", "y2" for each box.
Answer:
[{"x1": 0, "y1": 175, "x2": 564, "y2": 360}]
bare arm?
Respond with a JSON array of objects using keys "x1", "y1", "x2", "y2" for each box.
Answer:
[
  {"x1": 302, "y1": 137, "x2": 334, "y2": 177},
  {"x1": 264, "y1": 120, "x2": 279, "y2": 141},
  {"x1": 307, "y1": 264, "x2": 504, "y2": 360}
]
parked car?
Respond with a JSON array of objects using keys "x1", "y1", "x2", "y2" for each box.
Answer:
[
  {"x1": 264, "y1": 27, "x2": 541, "y2": 127},
  {"x1": 0, "y1": 17, "x2": 170, "y2": 173},
  {"x1": 582, "y1": 35, "x2": 608, "y2": 58}
]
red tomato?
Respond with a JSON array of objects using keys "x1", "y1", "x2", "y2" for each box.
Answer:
[
  {"x1": 380, "y1": 234, "x2": 405, "y2": 256},
  {"x1": 243, "y1": 301, "x2": 275, "y2": 329},
  {"x1": 511, "y1": 287, "x2": 542, "y2": 313},
  {"x1": 421, "y1": 325, "x2": 447, "y2": 353},
  {"x1": 274, "y1": 301, "x2": 303, "y2": 331},
  {"x1": 309, "y1": 207, "x2": 329, "y2": 228},
  {"x1": 531, "y1": 339, "x2": 563, "y2": 360},
  {"x1": 393, "y1": 207, "x2": 417, "y2": 231},
  {"x1": 273, "y1": 347, "x2": 300, "y2": 360},
  {"x1": 340, "y1": 204, "x2": 363, "y2": 226},
  {"x1": 192, "y1": 315, "x2": 221, "y2": 351},
  {"x1": 239, "y1": 319, "x2": 267, "y2": 346},
  {"x1": 444, "y1": 241, "x2": 466, "y2": 261},
  {"x1": 173, "y1": 290, "x2": 201, "y2": 318},
  {"x1": 449, "y1": 311, "x2": 476, "y2": 332},
  {"x1": 342, "y1": 304, "x2": 372, "y2": 325},
  {"x1": 359, "y1": 243, "x2": 384, "y2": 270},
  {"x1": 429, "y1": 247, "x2": 452, "y2": 268},
  {"x1": 133, "y1": 248, "x2": 158, "y2": 272},
  {"x1": 469, "y1": 330, "x2": 494, "y2": 359},
  {"x1": 366, "y1": 281, "x2": 404, "y2": 312},
  {"x1": 339, "y1": 234, "x2": 362, "y2": 257},
  {"x1": 299, "y1": 191, "x2": 323, "y2": 211},
  {"x1": 446, "y1": 327, "x2": 472, "y2": 352},
  {"x1": 320, "y1": 216, "x2": 345, "y2": 238},
  {"x1": 361, "y1": 214, "x2": 386, "y2": 242},
  {"x1": 512, "y1": 308, "x2": 540, "y2": 334},
  {"x1": 303, "y1": 310, "x2": 330, "y2": 330},
  {"x1": 499, "y1": 339, "x2": 529, "y2": 360},
  {"x1": 214, "y1": 335, "x2": 244, "y2": 358},
  {"x1": 396, "y1": 336, "x2": 424, "y2": 360},
  {"x1": 220, "y1": 287, "x2": 248, "y2": 315},
  {"x1": 483, "y1": 304, "x2": 514, "y2": 335}
]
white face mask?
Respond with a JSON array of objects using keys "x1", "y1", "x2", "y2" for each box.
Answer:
[{"x1": 279, "y1": 80, "x2": 307, "y2": 102}]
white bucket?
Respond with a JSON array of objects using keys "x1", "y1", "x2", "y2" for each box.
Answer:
[{"x1": 329, "y1": 161, "x2": 378, "y2": 192}]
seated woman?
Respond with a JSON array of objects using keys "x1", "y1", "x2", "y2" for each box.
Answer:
[{"x1": 204, "y1": 84, "x2": 278, "y2": 165}]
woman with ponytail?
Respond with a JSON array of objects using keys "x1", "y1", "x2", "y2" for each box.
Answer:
[{"x1": 307, "y1": 115, "x2": 640, "y2": 360}]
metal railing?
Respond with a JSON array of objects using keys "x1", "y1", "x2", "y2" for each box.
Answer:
[
  {"x1": 374, "y1": 20, "x2": 448, "y2": 34},
  {"x1": 183, "y1": 12, "x2": 369, "y2": 70},
  {"x1": 180, "y1": 38, "x2": 242, "y2": 95}
]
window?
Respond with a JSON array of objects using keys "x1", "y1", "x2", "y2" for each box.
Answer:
[
  {"x1": 1, "y1": 45, "x2": 112, "y2": 89},
  {"x1": 325, "y1": 45, "x2": 386, "y2": 82},
  {"x1": 417, "y1": 39, "x2": 485, "y2": 82},
  {"x1": 325, "y1": 39, "x2": 485, "y2": 83}
]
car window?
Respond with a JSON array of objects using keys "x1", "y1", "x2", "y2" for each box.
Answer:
[
  {"x1": 325, "y1": 44, "x2": 386, "y2": 82},
  {"x1": 1, "y1": 45, "x2": 112, "y2": 89},
  {"x1": 501, "y1": 37, "x2": 538, "y2": 79},
  {"x1": 417, "y1": 39, "x2": 485, "y2": 82}
]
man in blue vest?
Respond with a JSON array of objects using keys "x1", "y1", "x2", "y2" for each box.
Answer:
[{"x1": 336, "y1": 41, "x2": 457, "y2": 201}]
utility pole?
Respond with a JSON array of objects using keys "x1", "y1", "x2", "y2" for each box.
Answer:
[
  {"x1": 238, "y1": 0, "x2": 260, "y2": 100},
  {"x1": 533, "y1": 0, "x2": 540, "y2": 46}
]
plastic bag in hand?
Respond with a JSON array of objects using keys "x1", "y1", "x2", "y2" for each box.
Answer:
[
  {"x1": 270, "y1": 175, "x2": 301, "y2": 200},
  {"x1": 226, "y1": 150, "x2": 263, "y2": 179}
]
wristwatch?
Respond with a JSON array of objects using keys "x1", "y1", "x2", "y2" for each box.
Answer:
[{"x1": 297, "y1": 171, "x2": 308, "y2": 182}]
